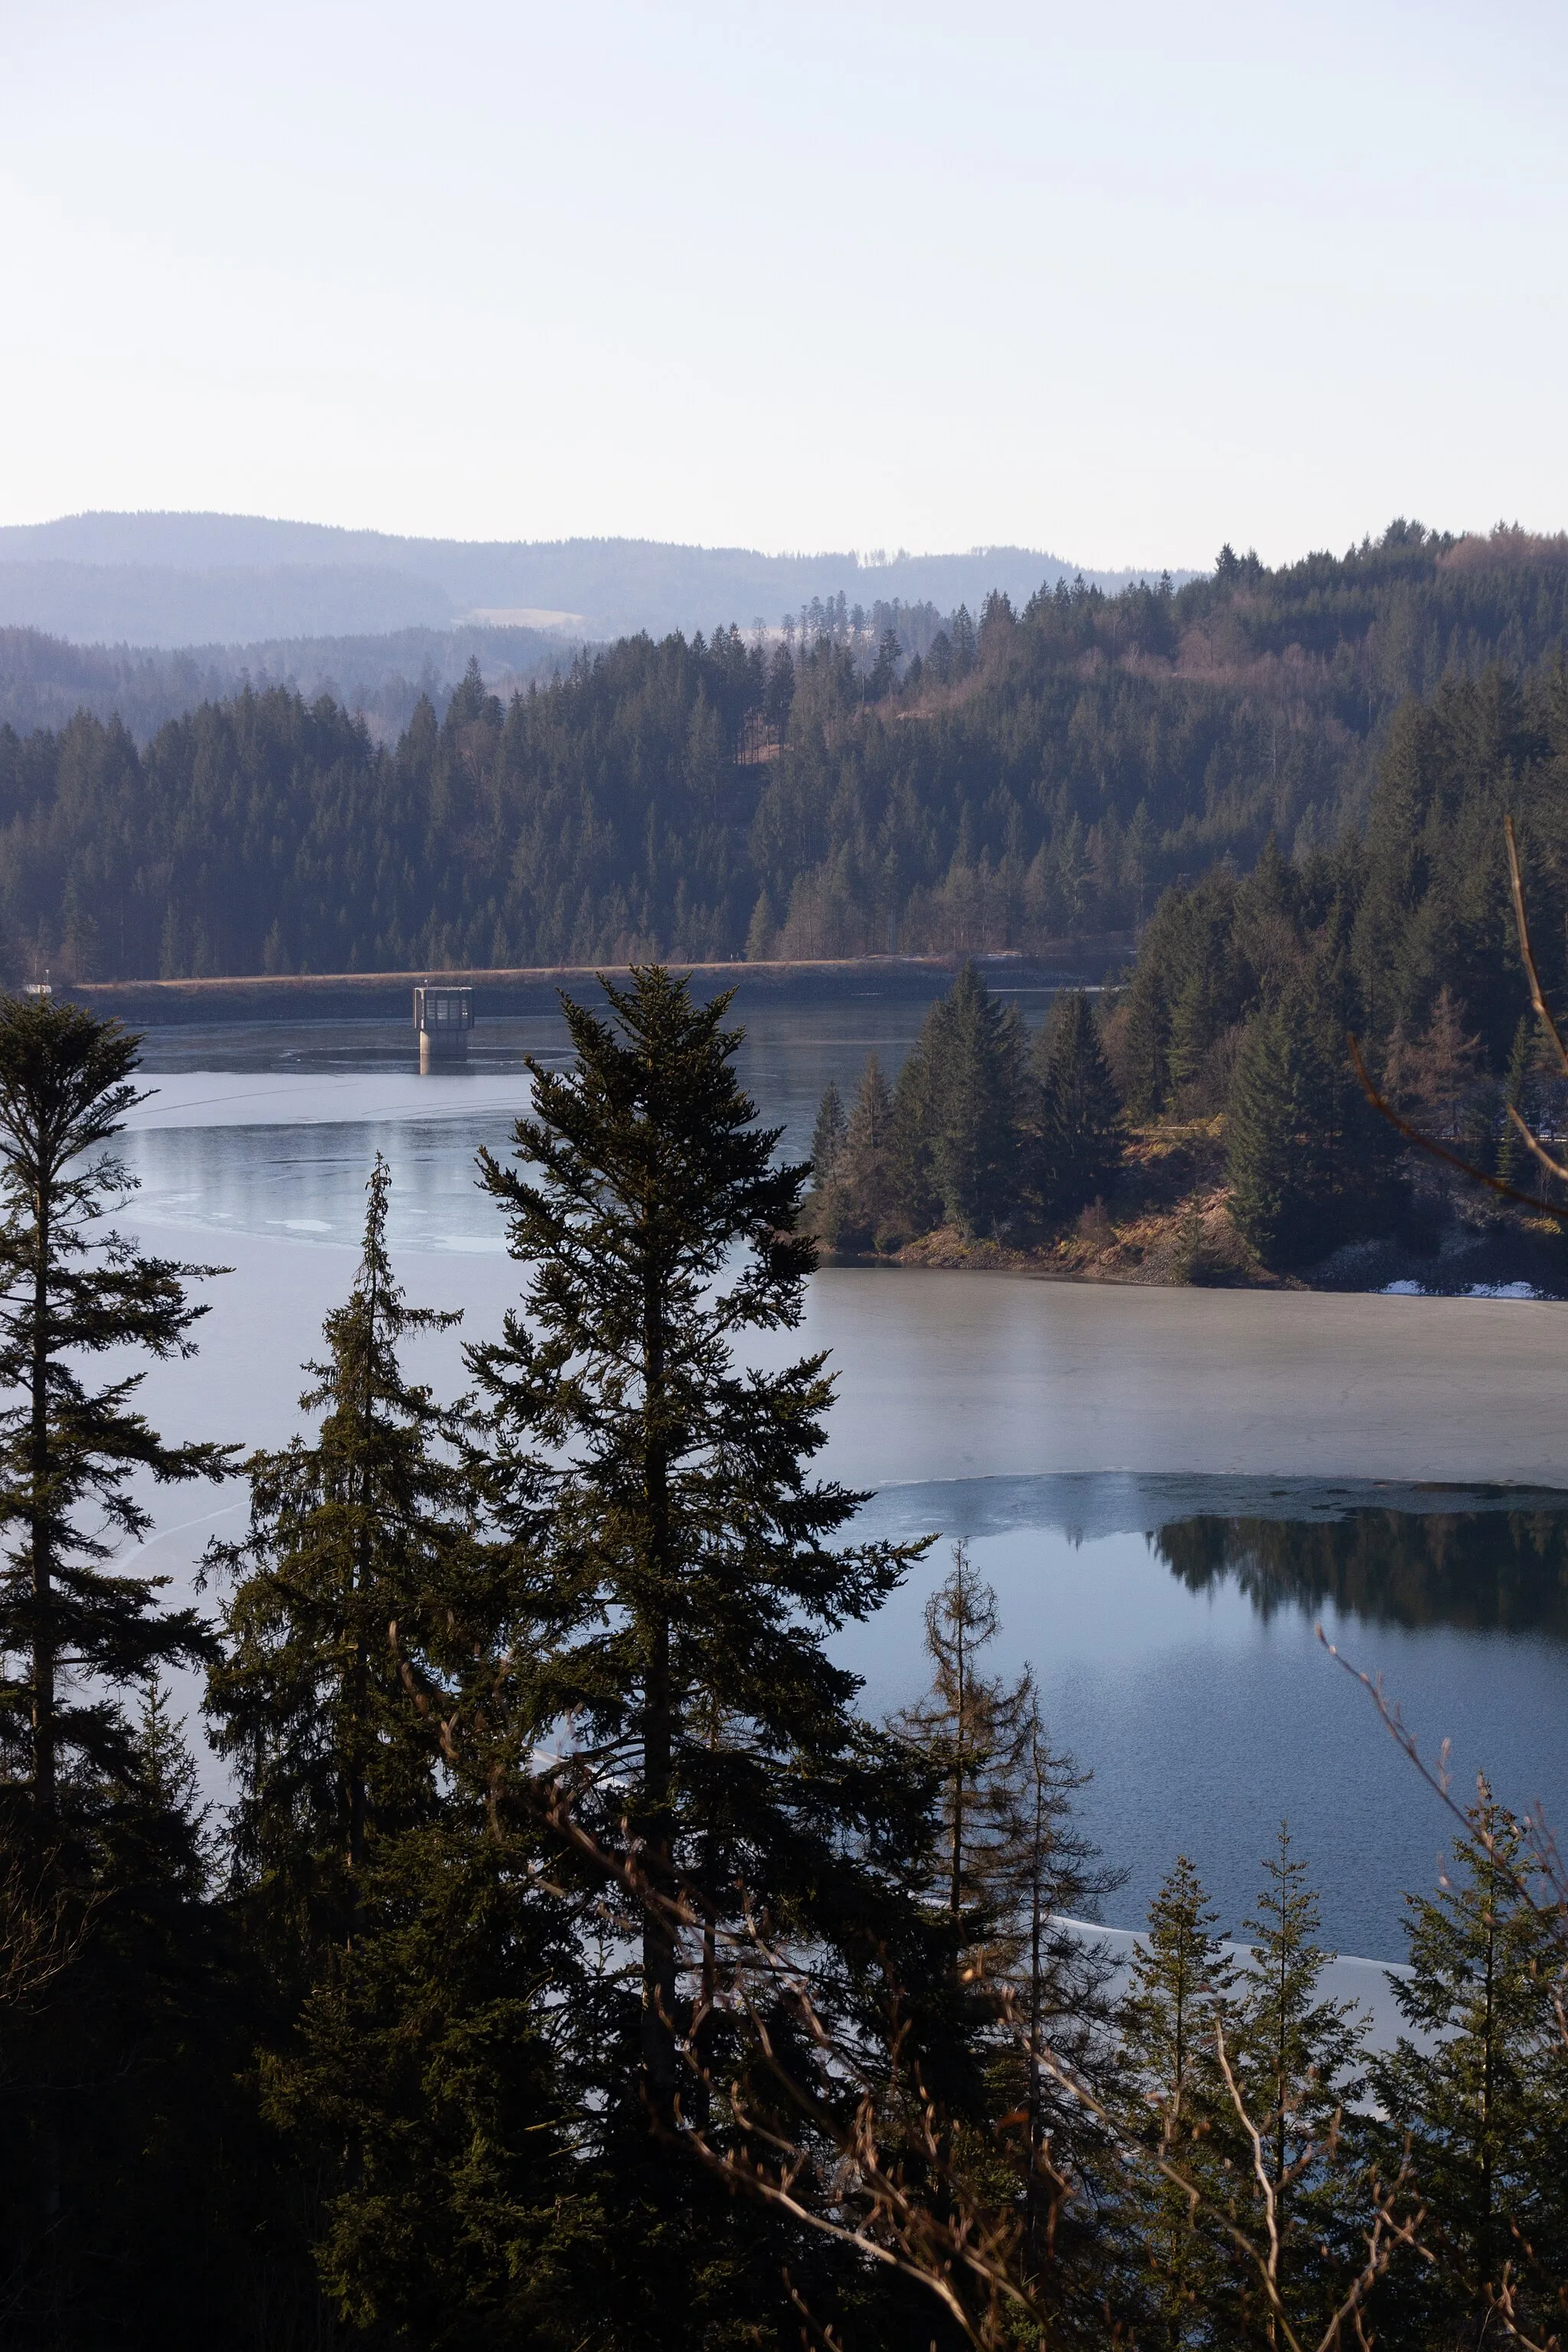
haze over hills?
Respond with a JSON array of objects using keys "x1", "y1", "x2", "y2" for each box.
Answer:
[
  {"x1": 0, "y1": 622, "x2": 582, "y2": 745},
  {"x1": 0, "y1": 511, "x2": 1186, "y2": 648}
]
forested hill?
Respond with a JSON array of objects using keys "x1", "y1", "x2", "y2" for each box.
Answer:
[{"x1": 3, "y1": 520, "x2": 1568, "y2": 983}]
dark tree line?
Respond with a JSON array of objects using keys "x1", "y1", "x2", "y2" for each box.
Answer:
[
  {"x1": 808, "y1": 965, "x2": 1123, "y2": 1252},
  {"x1": 8, "y1": 523, "x2": 1568, "y2": 983},
  {"x1": 1111, "y1": 658, "x2": 1568, "y2": 1270}
]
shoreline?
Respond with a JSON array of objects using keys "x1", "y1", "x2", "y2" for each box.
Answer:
[
  {"x1": 812, "y1": 1203, "x2": 1568, "y2": 1301},
  {"x1": 55, "y1": 939, "x2": 1132, "y2": 1025}
]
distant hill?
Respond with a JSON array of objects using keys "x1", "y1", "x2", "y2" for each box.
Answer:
[
  {"x1": 0, "y1": 622, "x2": 582, "y2": 745},
  {"x1": 0, "y1": 512, "x2": 1182, "y2": 648}
]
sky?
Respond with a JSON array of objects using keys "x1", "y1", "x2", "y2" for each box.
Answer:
[{"x1": 3, "y1": 0, "x2": 1566, "y2": 571}]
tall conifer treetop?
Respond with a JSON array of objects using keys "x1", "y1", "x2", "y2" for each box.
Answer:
[
  {"x1": 471, "y1": 966, "x2": 929, "y2": 2124},
  {"x1": 0, "y1": 995, "x2": 230, "y2": 1821}
]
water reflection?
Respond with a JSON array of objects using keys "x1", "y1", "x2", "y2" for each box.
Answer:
[
  {"x1": 838, "y1": 1474, "x2": 1568, "y2": 1955},
  {"x1": 1155, "y1": 1509, "x2": 1568, "y2": 1638}
]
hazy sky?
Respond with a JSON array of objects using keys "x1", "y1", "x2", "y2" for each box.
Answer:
[{"x1": 3, "y1": 0, "x2": 1565, "y2": 569}]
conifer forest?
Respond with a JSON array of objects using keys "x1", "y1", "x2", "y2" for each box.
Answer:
[
  {"x1": 7, "y1": 522, "x2": 1568, "y2": 993},
  {"x1": 1, "y1": 975, "x2": 1566, "y2": 2350}
]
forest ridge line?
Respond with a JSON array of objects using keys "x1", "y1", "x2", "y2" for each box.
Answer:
[{"x1": 5, "y1": 517, "x2": 1568, "y2": 992}]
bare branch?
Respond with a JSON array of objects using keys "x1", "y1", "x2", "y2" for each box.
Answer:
[
  {"x1": 1505, "y1": 1102, "x2": 1568, "y2": 1186},
  {"x1": 1318, "y1": 1629, "x2": 1568, "y2": 1934},
  {"x1": 1504, "y1": 815, "x2": 1568, "y2": 1081},
  {"x1": 1347, "y1": 1036, "x2": 1567, "y2": 1222}
]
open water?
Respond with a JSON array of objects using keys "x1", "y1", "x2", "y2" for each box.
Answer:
[{"x1": 100, "y1": 1004, "x2": 1568, "y2": 1967}]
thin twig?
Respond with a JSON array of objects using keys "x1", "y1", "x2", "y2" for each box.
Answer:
[
  {"x1": 1504, "y1": 815, "x2": 1568, "y2": 1080},
  {"x1": 1347, "y1": 1037, "x2": 1566, "y2": 1222}
]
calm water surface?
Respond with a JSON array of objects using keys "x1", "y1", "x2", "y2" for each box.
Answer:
[{"x1": 109, "y1": 1010, "x2": 1568, "y2": 1961}]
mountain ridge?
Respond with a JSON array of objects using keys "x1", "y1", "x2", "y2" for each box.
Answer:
[{"x1": 0, "y1": 511, "x2": 1189, "y2": 647}]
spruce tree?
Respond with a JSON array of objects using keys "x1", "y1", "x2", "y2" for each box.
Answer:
[
  {"x1": 206, "y1": 1153, "x2": 470, "y2": 1965},
  {"x1": 0, "y1": 999, "x2": 238, "y2": 2344},
  {"x1": 988, "y1": 1690, "x2": 1125, "y2": 2327},
  {"x1": 1223, "y1": 1824, "x2": 1367, "y2": 2342},
  {"x1": 890, "y1": 1025, "x2": 942, "y2": 1232},
  {"x1": 1372, "y1": 1785, "x2": 1568, "y2": 2346},
  {"x1": 926, "y1": 962, "x2": 1028, "y2": 1236},
  {"x1": 1036, "y1": 988, "x2": 1123, "y2": 1222},
  {"x1": 1227, "y1": 991, "x2": 1339, "y2": 1269},
  {"x1": 0, "y1": 994, "x2": 230, "y2": 1825},
  {"x1": 1227, "y1": 975, "x2": 1399, "y2": 1270},
  {"x1": 893, "y1": 1542, "x2": 1033, "y2": 1946},
  {"x1": 1119, "y1": 1857, "x2": 1236, "y2": 2350},
  {"x1": 834, "y1": 1049, "x2": 899, "y2": 1246},
  {"x1": 469, "y1": 968, "x2": 932, "y2": 2344},
  {"x1": 809, "y1": 1076, "x2": 846, "y2": 1180},
  {"x1": 207, "y1": 1157, "x2": 570, "y2": 2345}
]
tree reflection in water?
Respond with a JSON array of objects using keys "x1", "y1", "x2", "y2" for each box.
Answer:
[{"x1": 1154, "y1": 1508, "x2": 1568, "y2": 1636}]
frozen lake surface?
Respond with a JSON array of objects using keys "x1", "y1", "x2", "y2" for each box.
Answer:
[{"x1": 101, "y1": 1008, "x2": 1568, "y2": 1965}]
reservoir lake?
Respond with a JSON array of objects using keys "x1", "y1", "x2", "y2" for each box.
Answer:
[{"x1": 106, "y1": 1002, "x2": 1568, "y2": 1969}]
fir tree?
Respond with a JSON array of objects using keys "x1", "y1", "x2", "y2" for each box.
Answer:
[
  {"x1": 206, "y1": 1154, "x2": 470, "y2": 1965},
  {"x1": 1036, "y1": 988, "x2": 1123, "y2": 1221},
  {"x1": 469, "y1": 968, "x2": 932, "y2": 2343},
  {"x1": 1227, "y1": 990, "x2": 1339, "y2": 1268},
  {"x1": 890, "y1": 1027, "x2": 942, "y2": 1232},
  {"x1": 1372, "y1": 1784, "x2": 1568, "y2": 2346},
  {"x1": 813, "y1": 1054, "x2": 903, "y2": 1253},
  {"x1": 1119, "y1": 1857, "x2": 1236, "y2": 2349},
  {"x1": 1227, "y1": 977, "x2": 1398, "y2": 1270},
  {"x1": 206, "y1": 1157, "x2": 567, "y2": 2344},
  {"x1": 1223, "y1": 1824, "x2": 1367, "y2": 2342},
  {"x1": 810, "y1": 1075, "x2": 847, "y2": 1180},
  {"x1": 925, "y1": 962, "x2": 1028, "y2": 1236},
  {"x1": 989, "y1": 1690, "x2": 1125, "y2": 2325},
  {"x1": 893, "y1": 1542, "x2": 1032, "y2": 1945},
  {"x1": 0, "y1": 995, "x2": 230, "y2": 1827},
  {"x1": 266, "y1": 1815, "x2": 576, "y2": 2350},
  {"x1": 70, "y1": 1680, "x2": 270, "y2": 2344},
  {"x1": 838, "y1": 1050, "x2": 900, "y2": 1245}
]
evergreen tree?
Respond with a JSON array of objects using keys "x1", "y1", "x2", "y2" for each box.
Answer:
[
  {"x1": 1372, "y1": 1785, "x2": 1568, "y2": 2347},
  {"x1": 0, "y1": 994, "x2": 230, "y2": 1825},
  {"x1": 989, "y1": 1690, "x2": 1126, "y2": 2328},
  {"x1": 207, "y1": 1153, "x2": 469, "y2": 1967},
  {"x1": 1227, "y1": 976, "x2": 1399, "y2": 1270},
  {"x1": 890, "y1": 1027, "x2": 942, "y2": 1233},
  {"x1": 1036, "y1": 988, "x2": 1123, "y2": 1221},
  {"x1": 1227, "y1": 989, "x2": 1338, "y2": 1268},
  {"x1": 1119, "y1": 1857, "x2": 1236, "y2": 2349},
  {"x1": 815, "y1": 1053, "x2": 901, "y2": 1252},
  {"x1": 928, "y1": 963, "x2": 1028, "y2": 1235},
  {"x1": 266, "y1": 1815, "x2": 577, "y2": 2350},
  {"x1": 893, "y1": 1543, "x2": 1032, "y2": 1945},
  {"x1": 890, "y1": 965, "x2": 1027, "y2": 1237},
  {"x1": 1222, "y1": 1824, "x2": 1367, "y2": 2343},
  {"x1": 206, "y1": 1157, "x2": 571, "y2": 2345},
  {"x1": 0, "y1": 997, "x2": 243, "y2": 2345},
  {"x1": 810, "y1": 1075, "x2": 846, "y2": 1181},
  {"x1": 55, "y1": 1681, "x2": 282, "y2": 2348},
  {"x1": 469, "y1": 967, "x2": 933, "y2": 2344}
]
